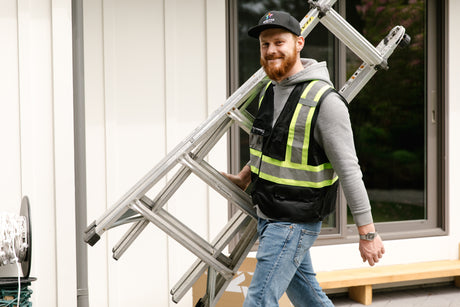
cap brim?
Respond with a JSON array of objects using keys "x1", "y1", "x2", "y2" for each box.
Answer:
[{"x1": 248, "y1": 24, "x2": 297, "y2": 39}]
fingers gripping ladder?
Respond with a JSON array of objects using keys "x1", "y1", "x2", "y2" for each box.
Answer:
[{"x1": 84, "y1": 0, "x2": 409, "y2": 306}]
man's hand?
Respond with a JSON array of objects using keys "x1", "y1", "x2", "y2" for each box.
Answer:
[
  {"x1": 221, "y1": 165, "x2": 252, "y2": 191},
  {"x1": 357, "y1": 223, "x2": 385, "y2": 266},
  {"x1": 359, "y1": 235, "x2": 385, "y2": 266}
]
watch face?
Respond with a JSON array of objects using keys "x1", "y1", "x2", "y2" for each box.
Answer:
[{"x1": 360, "y1": 232, "x2": 376, "y2": 240}]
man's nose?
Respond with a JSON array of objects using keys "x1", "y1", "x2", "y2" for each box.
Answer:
[{"x1": 266, "y1": 43, "x2": 276, "y2": 54}]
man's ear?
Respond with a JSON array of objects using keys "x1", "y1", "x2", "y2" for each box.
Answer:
[{"x1": 296, "y1": 36, "x2": 305, "y2": 53}]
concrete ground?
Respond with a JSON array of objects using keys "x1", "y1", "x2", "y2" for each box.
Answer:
[{"x1": 330, "y1": 283, "x2": 460, "y2": 307}]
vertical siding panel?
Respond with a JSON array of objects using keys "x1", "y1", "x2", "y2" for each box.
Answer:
[
  {"x1": 204, "y1": 0, "x2": 228, "y2": 246},
  {"x1": 17, "y1": 0, "x2": 57, "y2": 305},
  {"x1": 164, "y1": 1, "x2": 209, "y2": 306},
  {"x1": 0, "y1": 1, "x2": 22, "y2": 218},
  {"x1": 163, "y1": 1, "x2": 178, "y2": 305},
  {"x1": 83, "y1": 0, "x2": 110, "y2": 306},
  {"x1": 102, "y1": 0, "x2": 169, "y2": 306},
  {"x1": 51, "y1": 0, "x2": 77, "y2": 306}
]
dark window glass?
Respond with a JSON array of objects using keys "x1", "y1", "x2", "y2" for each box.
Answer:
[
  {"x1": 234, "y1": 0, "x2": 438, "y2": 232},
  {"x1": 345, "y1": 0, "x2": 426, "y2": 223}
]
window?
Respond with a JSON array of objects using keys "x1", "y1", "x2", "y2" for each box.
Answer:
[{"x1": 227, "y1": 0, "x2": 447, "y2": 241}]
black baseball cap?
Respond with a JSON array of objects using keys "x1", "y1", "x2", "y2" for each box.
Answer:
[{"x1": 248, "y1": 11, "x2": 301, "y2": 39}]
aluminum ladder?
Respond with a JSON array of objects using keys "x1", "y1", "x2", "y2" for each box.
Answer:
[{"x1": 84, "y1": 0, "x2": 409, "y2": 306}]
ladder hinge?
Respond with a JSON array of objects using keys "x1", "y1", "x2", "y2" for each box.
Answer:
[{"x1": 308, "y1": 0, "x2": 331, "y2": 18}]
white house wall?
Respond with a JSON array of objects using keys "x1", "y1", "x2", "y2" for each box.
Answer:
[
  {"x1": 0, "y1": 0, "x2": 458, "y2": 306},
  {"x1": 83, "y1": 0, "x2": 228, "y2": 306},
  {"x1": 0, "y1": 0, "x2": 77, "y2": 306}
]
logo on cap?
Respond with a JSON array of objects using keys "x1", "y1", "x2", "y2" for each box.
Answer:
[{"x1": 263, "y1": 12, "x2": 275, "y2": 24}]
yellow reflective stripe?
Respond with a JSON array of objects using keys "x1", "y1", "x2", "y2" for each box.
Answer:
[
  {"x1": 286, "y1": 104, "x2": 303, "y2": 162},
  {"x1": 250, "y1": 147, "x2": 262, "y2": 158},
  {"x1": 258, "y1": 170, "x2": 338, "y2": 188},
  {"x1": 263, "y1": 154, "x2": 333, "y2": 171},
  {"x1": 301, "y1": 106, "x2": 316, "y2": 165},
  {"x1": 286, "y1": 80, "x2": 318, "y2": 163},
  {"x1": 251, "y1": 148, "x2": 333, "y2": 172},
  {"x1": 258, "y1": 81, "x2": 272, "y2": 108},
  {"x1": 314, "y1": 84, "x2": 332, "y2": 101},
  {"x1": 301, "y1": 80, "x2": 318, "y2": 99},
  {"x1": 300, "y1": 83, "x2": 332, "y2": 164}
]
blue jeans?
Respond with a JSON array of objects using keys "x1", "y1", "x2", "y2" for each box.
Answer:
[{"x1": 243, "y1": 218, "x2": 334, "y2": 307}]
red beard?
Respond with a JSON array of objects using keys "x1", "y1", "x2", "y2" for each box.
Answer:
[{"x1": 260, "y1": 45, "x2": 297, "y2": 82}]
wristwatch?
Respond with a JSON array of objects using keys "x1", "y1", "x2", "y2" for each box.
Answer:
[{"x1": 359, "y1": 232, "x2": 377, "y2": 241}]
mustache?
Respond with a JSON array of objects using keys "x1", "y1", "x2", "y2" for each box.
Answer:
[{"x1": 264, "y1": 55, "x2": 284, "y2": 61}]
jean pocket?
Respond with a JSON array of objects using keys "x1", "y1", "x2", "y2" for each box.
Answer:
[
  {"x1": 258, "y1": 221, "x2": 293, "y2": 254},
  {"x1": 293, "y1": 228, "x2": 319, "y2": 266}
]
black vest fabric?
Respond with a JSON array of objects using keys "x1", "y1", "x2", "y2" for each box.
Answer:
[{"x1": 249, "y1": 80, "x2": 342, "y2": 223}]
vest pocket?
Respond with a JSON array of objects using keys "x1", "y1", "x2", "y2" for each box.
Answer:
[
  {"x1": 252, "y1": 178, "x2": 338, "y2": 223},
  {"x1": 249, "y1": 134, "x2": 263, "y2": 151},
  {"x1": 264, "y1": 126, "x2": 288, "y2": 161}
]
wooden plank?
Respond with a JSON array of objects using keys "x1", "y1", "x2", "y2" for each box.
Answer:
[
  {"x1": 317, "y1": 260, "x2": 460, "y2": 289},
  {"x1": 348, "y1": 285, "x2": 372, "y2": 305}
]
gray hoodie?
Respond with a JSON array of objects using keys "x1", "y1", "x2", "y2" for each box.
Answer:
[{"x1": 263, "y1": 58, "x2": 373, "y2": 227}]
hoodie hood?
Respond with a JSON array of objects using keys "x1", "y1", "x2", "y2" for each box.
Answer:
[
  {"x1": 268, "y1": 58, "x2": 334, "y2": 127},
  {"x1": 275, "y1": 58, "x2": 333, "y2": 87}
]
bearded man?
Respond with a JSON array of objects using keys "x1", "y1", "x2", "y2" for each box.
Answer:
[{"x1": 223, "y1": 10, "x2": 385, "y2": 307}]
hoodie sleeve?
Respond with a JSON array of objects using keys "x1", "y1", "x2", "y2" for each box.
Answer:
[{"x1": 314, "y1": 93, "x2": 373, "y2": 226}]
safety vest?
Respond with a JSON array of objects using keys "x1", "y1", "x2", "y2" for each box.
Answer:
[{"x1": 248, "y1": 79, "x2": 343, "y2": 223}]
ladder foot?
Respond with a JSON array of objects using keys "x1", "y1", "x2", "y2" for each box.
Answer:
[
  {"x1": 398, "y1": 33, "x2": 411, "y2": 48},
  {"x1": 84, "y1": 221, "x2": 101, "y2": 246},
  {"x1": 195, "y1": 298, "x2": 206, "y2": 307}
]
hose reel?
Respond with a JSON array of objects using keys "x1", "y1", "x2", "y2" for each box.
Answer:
[{"x1": 0, "y1": 196, "x2": 32, "y2": 278}]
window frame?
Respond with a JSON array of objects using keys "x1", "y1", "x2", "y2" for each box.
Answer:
[{"x1": 226, "y1": 0, "x2": 448, "y2": 244}]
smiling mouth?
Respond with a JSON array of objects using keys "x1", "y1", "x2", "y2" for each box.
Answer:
[{"x1": 266, "y1": 58, "x2": 283, "y2": 64}]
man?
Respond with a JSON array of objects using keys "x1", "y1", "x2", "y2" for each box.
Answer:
[{"x1": 223, "y1": 11, "x2": 385, "y2": 306}]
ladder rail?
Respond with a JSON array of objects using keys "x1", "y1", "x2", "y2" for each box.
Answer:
[
  {"x1": 299, "y1": 0, "x2": 332, "y2": 38},
  {"x1": 320, "y1": 8, "x2": 386, "y2": 68},
  {"x1": 339, "y1": 26, "x2": 407, "y2": 102}
]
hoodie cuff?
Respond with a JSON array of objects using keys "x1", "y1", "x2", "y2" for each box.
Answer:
[{"x1": 352, "y1": 211, "x2": 374, "y2": 227}]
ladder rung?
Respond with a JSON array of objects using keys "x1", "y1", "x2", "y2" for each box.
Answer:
[
  {"x1": 179, "y1": 154, "x2": 256, "y2": 219},
  {"x1": 187, "y1": 219, "x2": 258, "y2": 306},
  {"x1": 170, "y1": 211, "x2": 251, "y2": 300},
  {"x1": 129, "y1": 200, "x2": 234, "y2": 279},
  {"x1": 227, "y1": 107, "x2": 254, "y2": 134},
  {"x1": 112, "y1": 218, "x2": 149, "y2": 260}
]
